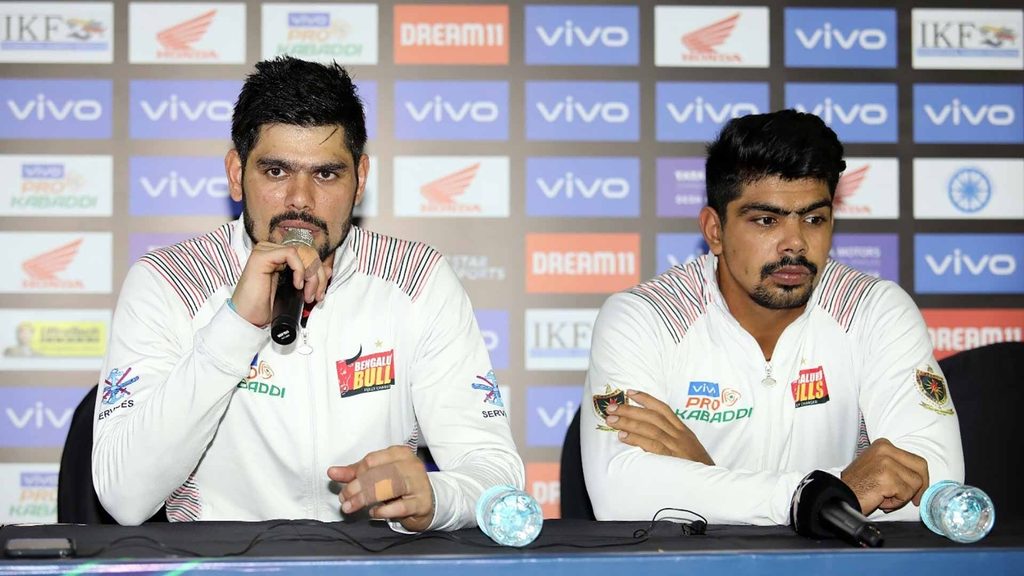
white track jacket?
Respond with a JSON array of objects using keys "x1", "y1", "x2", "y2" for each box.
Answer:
[
  {"x1": 93, "y1": 218, "x2": 523, "y2": 527},
  {"x1": 582, "y1": 255, "x2": 964, "y2": 525}
]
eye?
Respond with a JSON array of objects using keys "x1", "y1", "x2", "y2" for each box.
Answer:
[
  {"x1": 805, "y1": 214, "x2": 829, "y2": 225},
  {"x1": 316, "y1": 170, "x2": 338, "y2": 181},
  {"x1": 266, "y1": 167, "x2": 285, "y2": 178},
  {"x1": 753, "y1": 216, "x2": 776, "y2": 226}
]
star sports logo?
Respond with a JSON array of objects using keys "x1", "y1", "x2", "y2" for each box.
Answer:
[
  {"x1": 156, "y1": 9, "x2": 218, "y2": 60},
  {"x1": 420, "y1": 163, "x2": 481, "y2": 213},
  {"x1": 681, "y1": 12, "x2": 741, "y2": 63},
  {"x1": 834, "y1": 165, "x2": 870, "y2": 214},
  {"x1": 22, "y1": 239, "x2": 83, "y2": 290}
]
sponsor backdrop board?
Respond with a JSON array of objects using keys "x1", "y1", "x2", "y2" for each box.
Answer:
[{"x1": 0, "y1": 0, "x2": 1020, "y2": 521}]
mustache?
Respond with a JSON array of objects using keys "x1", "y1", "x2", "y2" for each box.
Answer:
[
  {"x1": 268, "y1": 211, "x2": 329, "y2": 235},
  {"x1": 760, "y1": 256, "x2": 818, "y2": 280}
]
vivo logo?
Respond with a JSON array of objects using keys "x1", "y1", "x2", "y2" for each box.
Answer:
[
  {"x1": 405, "y1": 97, "x2": 500, "y2": 123},
  {"x1": 140, "y1": 95, "x2": 232, "y2": 122},
  {"x1": 288, "y1": 12, "x2": 329, "y2": 27},
  {"x1": 536, "y1": 22, "x2": 629, "y2": 47},
  {"x1": 536, "y1": 97, "x2": 630, "y2": 123},
  {"x1": 537, "y1": 401, "x2": 576, "y2": 428},
  {"x1": 537, "y1": 174, "x2": 629, "y2": 199},
  {"x1": 688, "y1": 381, "x2": 720, "y2": 397},
  {"x1": 140, "y1": 172, "x2": 229, "y2": 198},
  {"x1": 8, "y1": 96, "x2": 102, "y2": 121},
  {"x1": 22, "y1": 164, "x2": 64, "y2": 179},
  {"x1": 475, "y1": 309, "x2": 508, "y2": 370},
  {"x1": 667, "y1": 98, "x2": 760, "y2": 124},
  {"x1": 795, "y1": 24, "x2": 886, "y2": 50},
  {"x1": 794, "y1": 99, "x2": 888, "y2": 125},
  {"x1": 923, "y1": 100, "x2": 1015, "y2": 126},
  {"x1": 5, "y1": 403, "x2": 72, "y2": 430},
  {"x1": 925, "y1": 251, "x2": 1017, "y2": 276}
]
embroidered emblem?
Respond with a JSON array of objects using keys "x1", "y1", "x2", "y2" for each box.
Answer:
[
  {"x1": 593, "y1": 385, "x2": 626, "y2": 431},
  {"x1": 916, "y1": 367, "x2": 953, "y2": 416}
]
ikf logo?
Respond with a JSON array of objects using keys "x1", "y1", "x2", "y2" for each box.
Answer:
[
  {"x1": 526, "y1": 234, "x2": 640, "y2": 294},
  {"x1": 786, "y1": 83, "x2": 898, "y2": 143},
  {"x1": 654, "y1": 6, "x2": 770, "y2": 68},
  {"x1": 130, "y1": 80, "x2": 241, "y2": 140},
  {"x1": 527, "y1": 387, "x2": 581, "y2": 446},
  {"x1": 525, "y1": 309, "x2": 599, "y2": 371},
  {"x1": 784, "y1": 8, "x2": 896, "y2": 68},
  {"x1": 0, "y1": 154, "x2": 113, "y2": 217},
  {"x1": 526, "y1": 81, "x2": 639, "y2": 141},
  {"x1": 261, "y1": 3, "x2": 379, "y2": 65},
  {"x1": 656, "y1": 82, "x2": 769, "y2": 142},
  {"x1": 0, "y1": 79, "x2": 111, "y2": 139},
  {"x1": 394, "y1": 81, "x2": 508, "y2": 141},
  {"x1": 526, "y1": 462, "x2": 561, "y2": 519},
  {"x1": 912, "y1": 9, "x2": 1024, "y2": 70},
  {"x1": 129, "y1": 3, "x2": 246, "y2": 64},
  {"x1": 922, "y1": 309, "x2": 1024, "y2": 361},
  {"x1": 394, "y1": 4, "x2": 508, "y2": 65},
  {"x1": 0, "y1": 2, "x2": 112, "y2": 63},
  {"x1": 129, "y1": 157, "x2": 238, "y2": 217},
  {"x1": 526, "y1": 157, "x2": 639, "y2": 218},
  {"x1": 913, "y1": 84, "x2": 1024, "y2": 144},
  {"x1": 1, "y1": 232, "x2": 111, "y2": 294},
  {"x1": 834, "y1": 158, "x2": 900, "y2": 220},
  {"x1": 0, "y1": 387, "x2": 85, "y2": 447},
  {"x1": 830, "y1": 234, "x2": 899, "y2": 282},
  {"x1": 525, "y1": 5, "x2": 638, "y2": 66},
  {"x1": 393, "y1": 156, "x2": 509, "y2": 218},
  {"x1": 475, "y1": 309, "x2": 509, "y2": 370},
  {"x1": 656, "y1": 233, "x2": 708, "y2": 274},
  {"x1": 657, "y1": 157, "x2": 705, "y2": 218},
  {"x1": 915, "y1": 234, "x2": 1024, "y2": 294},
  {"x1": 913, "y1": 159, "x2": 1024, "y2": 219},
  {"x1": 127, "y1": 232, "x2": 195, "y2": 266}
]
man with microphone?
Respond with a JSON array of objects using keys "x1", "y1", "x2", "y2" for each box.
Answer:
[
  {"x1": 93, "y1": 57, "x2": 523, "y2": 531},
  {"x1": 582, "y1": 110, "x2": 964, "y2": 534}
]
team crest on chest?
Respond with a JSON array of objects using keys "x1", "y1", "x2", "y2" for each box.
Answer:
[{"x1": 336, "y1": 345, "x2": 396, "y2": 398}]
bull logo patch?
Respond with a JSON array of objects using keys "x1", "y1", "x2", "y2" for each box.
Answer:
[{"x1": 593, "y1": 385, "x2": 626, "y2": 431}]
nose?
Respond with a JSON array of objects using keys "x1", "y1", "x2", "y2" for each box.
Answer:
[
  {"x1": 284, "y1": 175, "x2": 314, "y2": 212},
  {"x1": 778, "y1": 216, "x2": 807, "y2": 256}
]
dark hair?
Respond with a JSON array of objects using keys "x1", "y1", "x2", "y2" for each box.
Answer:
[
  {"x1": 705, "y1": 109, "x2": 845, "y2": 221},
  {"x1": 231, "y1": 56, "x2": 367, "y2": 168}
]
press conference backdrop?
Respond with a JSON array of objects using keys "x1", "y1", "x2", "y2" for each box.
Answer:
[{"x1": 0, "y1": 1, "x2": 1022, "y2": 524}]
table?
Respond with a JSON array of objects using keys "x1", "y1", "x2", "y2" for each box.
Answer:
[{"x1": 1, "y1": 519, "x2": 1021, "y2": 575}]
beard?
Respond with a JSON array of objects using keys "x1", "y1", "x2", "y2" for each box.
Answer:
[
  {"x1": 240, "y1": 186, "x2": 355, "y2": 263},
  {"x1": 750, "y1": 255, "x2": 819, "y2": 310}
]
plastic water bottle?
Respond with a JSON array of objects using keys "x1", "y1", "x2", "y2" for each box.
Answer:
[
  {"x1": 920, "y1": 480, "x2": 995, "y2": 543},
  {"x1": 475, "y1": 485, "x2": 544, "y2": 547}
]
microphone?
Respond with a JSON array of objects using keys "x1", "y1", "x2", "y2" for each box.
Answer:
[
  {"x1": 270, "y1": 228, "x2": 315, "y2": 345},
  {"x1": 790, "y1": 470, "x2": 884, "y2": 548}
]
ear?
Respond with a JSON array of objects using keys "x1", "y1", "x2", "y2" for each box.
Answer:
[
  {"x1": 699, "y1": 206, "x2": 724, "y2": 256},
  {"x1": 354, "y1": 154, "x2": 369, "y2": 206},
  {"x1": 225, "y1": 149, "x2": 244, "y2": 203}
]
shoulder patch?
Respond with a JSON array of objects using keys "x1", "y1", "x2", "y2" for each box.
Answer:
[
  {"x1": 627, "y1": 257, "x2": 711, "y2": 344},
  {"x1": 815, "y1": 260, "x2": 881, "y2": 333},
  {"x1": 139, "y1": 223, "x2": 241, "y2": 319},
  {"x1": 350, "y1": 227, "x2": 443, "y2": 302}
]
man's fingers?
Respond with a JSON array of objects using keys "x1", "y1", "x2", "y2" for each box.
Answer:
[
  {"x1": 616, "y1": 427, "x2": 671, "y2": 457},
  {"x1": 327, "y1": 465, "x2": 355, "y2": 483}
]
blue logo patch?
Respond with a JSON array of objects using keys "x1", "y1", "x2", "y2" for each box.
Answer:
[
  {"x1": 102, "y1": 367, "x2": 138, "y2": 406},
  {"x1": 656, "y1": 233, "x2": 708, "y2": 274},
  {"x1": 784, "y1": 8, "x2": 896, "y2": 68},
  {"x1": 688, "y1": 381, "x2": 720, "y2": 397},
  {"x1": 526, "y1": 81, "x2": 639, "y2": 141},
  {"x1": 786, "y1": 83, "x2": 898, "y2": 143},
  {"x1": 525, "y1": 5, "x2": 639, "y2": 66},
  {"x1": 915, "y1": 234, "x2": 1024, "y2": 294},
  {"x1": 394, "y1": 81, "x2": 508, "y2": 141},
  {"x1": 527, "y1": 386, "x2": 581, "y2": 446},
  {"x1": 475, "y1": 309, "x2": 509, "y2": 370},
  {"x1": 0, "y1": 387, "x2": 83, "y2": 448},
  {"x1": 0, "y1": 79, "x2": 112, "y2": 139},
  {"x1": 472, "y1": 370, "x2": 503, "y2": 407},
  {"x1": 130, "y1": 80, "x2": 241, "y2": 140},
  {"x1": 130, "y1": 156, "x2": 238, "y2": 217},
  {"x1": 948, "y1": 168, "x2": 992, "y2": 213},
  {"x1": 656, "y1": 82, "x2": 769, "y2": 142},
  {"x1": 914, "y1": 84, "x2": 1024, "y2": 144},
  {"x1": 526, "y1": 156, "x2": 640, "y2": 217}
]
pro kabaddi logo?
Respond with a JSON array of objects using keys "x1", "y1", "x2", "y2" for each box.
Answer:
[
  {"x1": 237, "y1": 357, "x2": 285, "y2": 399},
  {"x1": 676, "y1": 381, "x2": 750, "y2": 424},
  {"x1": 336, "y1": 346, "x2": 395, "y2": 398}
]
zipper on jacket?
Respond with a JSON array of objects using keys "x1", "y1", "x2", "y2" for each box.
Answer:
[{"x1": 301, "y1": 323, "x2": 320, "y2": 520}]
